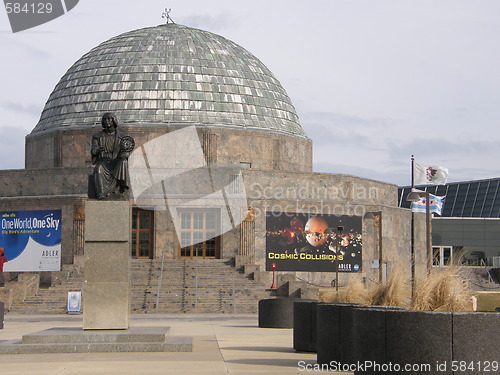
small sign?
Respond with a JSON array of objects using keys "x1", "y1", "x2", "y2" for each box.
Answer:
[
  {"x1": 370, "y1": 259, "x2": 380, "y2": 269},
  {"x1": 67, "y1": 291, "x2": 81, "y2": 313}
]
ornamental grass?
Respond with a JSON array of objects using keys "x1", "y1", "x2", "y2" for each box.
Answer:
[
  {"x1": 320, "y1": 264, "x2": 473, "y2": 312},
  {"x1": 410, "y1": 267, "x2": 474, "y2": 312}
]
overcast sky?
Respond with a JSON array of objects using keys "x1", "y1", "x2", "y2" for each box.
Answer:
[{"x1": 1, "y1": 0, "x2": 499, "y2": 186}]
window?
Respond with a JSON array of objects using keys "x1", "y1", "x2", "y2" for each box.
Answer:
[
  {"x1": 432, "y1": 246, "x2": 453, "y2": 267},
  {"x1": 443, "y1": 184, "x2": 458, "y2": 217},
  {"x1": 178, "y1": 209, "x2": 220, "y2": 259},
  {"x1": 131, "y1": 208, "x2": 154, "y2": 259}
]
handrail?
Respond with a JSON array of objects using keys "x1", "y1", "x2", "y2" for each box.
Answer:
[
  {"x1": 155, "y1": 249, "x2": 166, "y2": 312},
  {"x1": 481, "y1": 258, "x2": 494, "y2": 283}
]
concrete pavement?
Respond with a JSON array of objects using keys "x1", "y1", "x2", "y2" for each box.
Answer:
[{"x1": 0, "y1": 314, "x2": 347, "y2": 374}]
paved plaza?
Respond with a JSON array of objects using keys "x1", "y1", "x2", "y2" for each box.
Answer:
[{"x1": 0, "y1": 314, "x2": 347, "y2": 375}]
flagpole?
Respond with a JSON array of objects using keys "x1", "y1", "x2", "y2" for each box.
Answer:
[
  {"x1": 408, "y1": 157, "x2": 447, "y2": 293},
  {"x1": 410, "y1": 155, "x2": 415, "y2": 298},
  {"x1": 425, "y1": 193, "x2": 431, "y2": 273},
  {"x1": 411, "y1": 155, "x2": 415, "y2": 189}
]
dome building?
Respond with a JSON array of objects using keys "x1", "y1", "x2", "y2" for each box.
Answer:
[
  {"x1": 0, "y1": 24, "x2": 422, "y2": 313},
  {"x1": 26, "y1": 23, "x2": 311, "y2": 173}
]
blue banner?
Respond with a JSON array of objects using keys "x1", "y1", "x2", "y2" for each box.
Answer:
[{"x1": 0, "y1": 210, "x2": 62, "y2": 271}]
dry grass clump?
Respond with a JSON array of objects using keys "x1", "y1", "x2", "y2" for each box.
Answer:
[
  {"x1": 319, "y1": 265, "x2": 473, "y2": 312},
  {"x1": 411, "y1": 267, "x2": 473, "y2": 312},
  {"x1": 320, "y1": 266, "x2": 410, "y2": 306},
  {"x1": 320, "y1": 279, "x2": 369, "y2": 304},
  {"x1": 369, "y1": 266, "x2": 410, "y2": 307}
]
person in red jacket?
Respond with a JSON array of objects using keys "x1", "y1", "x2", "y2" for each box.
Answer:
[
  {"x1": 0, "y1": 248, "x2": 7, "y2": 272},
  {"x1": 0, "y1": 248, "x2": 7, "y2": 286}
]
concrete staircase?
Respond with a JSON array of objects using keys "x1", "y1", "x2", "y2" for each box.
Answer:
[
  {"x1": 460, "y1": 266, "x2": 500, "y2": 291},
  {"x1": 7, "y1": 264, "x2": 85, "y2": 314},
  {"x1": 3, "y1": 258, "x2": 271, "y2": 314},
  {"x1": 131, "y1": 259, "x2": 271, "y2": 313}
]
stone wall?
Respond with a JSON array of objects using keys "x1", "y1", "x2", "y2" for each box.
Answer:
[
  {"x1": 25, "y1": 125, "x2": 313, "y2": 173},
  {"x1": 0, "y1": 159, "x2": 425, "y2": 290},
  {"x1": 143, "y1": 170, "x2": 426, "y2": 287},
  {"x1": 0, "y1": 167, "x2": 90, "y2": 197},
  {"x1": 242, "y1": 170, "x2": 425, "y2": 289}
]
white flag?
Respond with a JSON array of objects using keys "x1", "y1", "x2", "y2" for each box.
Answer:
[{"x1": 414, "y1": 163, "x2": 448, "y2": 185}]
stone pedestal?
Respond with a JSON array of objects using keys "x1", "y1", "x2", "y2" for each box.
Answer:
[{"x1": 83, "y1": 201, "x2": 130, "y2": 330}]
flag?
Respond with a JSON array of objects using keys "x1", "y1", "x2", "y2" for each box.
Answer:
[
  {"x1": 414, "y1": 163, "x2": 448, "y2": 185},
  {"x1": 411, "y1": 194, "x2": 445, "y2": 216}
]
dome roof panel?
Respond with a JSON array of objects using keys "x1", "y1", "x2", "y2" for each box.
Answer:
[{"x1": 32, "y1": 23, "x2": 306, "y2": 137}]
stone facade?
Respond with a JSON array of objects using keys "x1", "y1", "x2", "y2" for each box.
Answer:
[
  {"x1": 25, "y1": 126, "x2": 312, "y2": 173},
  {"x1": 0, "y1": 162, "x2": 426, "y2": 291},
  {"x1": 0, "y1": 23, "x2": 428, "y2": 313}
]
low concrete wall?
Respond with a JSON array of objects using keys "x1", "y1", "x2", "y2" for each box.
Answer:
[
  {"x1": 476, "y1": 291, "x2": 500, "y2": 311},
  {"x1": 0, "y1": 288, "x2": 13, "y2": 311}
]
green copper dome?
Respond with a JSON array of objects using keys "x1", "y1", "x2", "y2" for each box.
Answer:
[{"x1": 32, "y1": 23, "x2": 306, "y2": 137}]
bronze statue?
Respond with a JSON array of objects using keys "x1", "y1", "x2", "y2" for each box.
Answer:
[{"x1": 90, "y1": 113, "x2": 134, "y2": 200}]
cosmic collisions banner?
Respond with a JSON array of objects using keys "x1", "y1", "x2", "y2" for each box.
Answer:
[
  {"x1": 265, "y1": 212, "x2": 362, "y2": 272},
  {"x1": 0, "y1": 210, "x2": 62, "y2": 272}
]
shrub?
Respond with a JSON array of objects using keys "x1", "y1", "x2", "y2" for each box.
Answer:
[
  {"x1": 369, "y1": 266, "x2": 410, "y2": 307},
  {"x1": 320, "y1": 279, "x2": 369, "y2": 304},
  {"x1": 411, "y1": 267, "x2": 473, "y2": 312}
]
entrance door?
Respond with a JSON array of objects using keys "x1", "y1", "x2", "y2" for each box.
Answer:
[
  {"x1": 179, "y1": 209, "x2": 220, "y2": 259},
  {"x1": 131, "y1": 208, "x2": 154, "y2": 259}
]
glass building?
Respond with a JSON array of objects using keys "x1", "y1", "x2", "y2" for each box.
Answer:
[
  {"x1": 398, "y1": 177, "x2": 500, "y2": 218},
  {"x1": 399, "y1": 178, "x2": 500, "y2": 269}
]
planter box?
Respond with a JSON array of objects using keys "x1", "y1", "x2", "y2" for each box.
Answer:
[
  {"x1": 453, "y1": 312, "x2": 500, "y2": 375},
  {"x1": 293, "y1": 300, "x2": 318, "y2": 352},
  {"x1": 259, "y1": 298, "x2": 315, "y2": 328},
  {"x1": 385, "y1": 310, "x2": 452, "y2": 375},
  {"x1": 352, "y1": 308, "x2": 500, "y2": 375},
  {"x1": 352, "y1": 307, "x2": 391, "y2": 372},
  {"x1": 316, "y1": 303, "x2": 359, "y2": 365}
]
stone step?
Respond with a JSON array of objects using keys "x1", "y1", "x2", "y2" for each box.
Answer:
[
  {"x1": 8, "y1": 257, "x2": 270, "y2": 314},
  {"x1": 0, "y1": 327, "x2": 192, "y2": 354}
]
